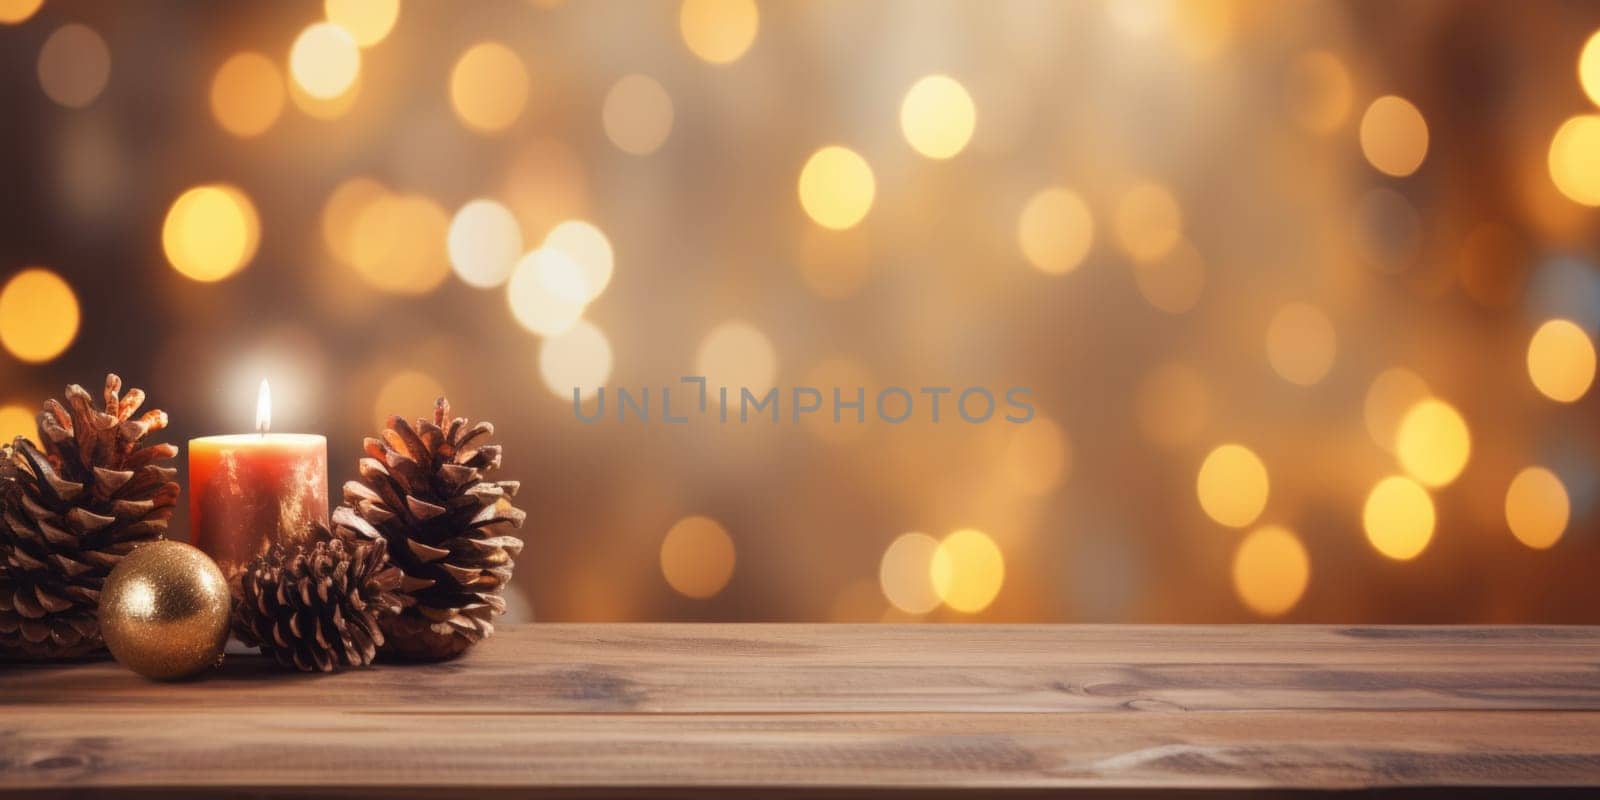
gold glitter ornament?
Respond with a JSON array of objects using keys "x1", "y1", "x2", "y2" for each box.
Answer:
[{"x1": 99, "y1": 540, "x2": 230, "y2": 680}]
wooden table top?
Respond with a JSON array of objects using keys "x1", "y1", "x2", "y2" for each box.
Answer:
[{"x1": 4, "y1": 624, "x2": 1600, "y2": 797}]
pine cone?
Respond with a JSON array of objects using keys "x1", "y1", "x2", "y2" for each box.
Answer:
[
  {"x1": 234, "y1": 535, "x2": 403, "y2": 672},
  {"x1": 336, "y1": 397, "x2": 524, "y2": 660},
  {"x1": 0, "y1": 376, "x2": 179, "y2": 660}
]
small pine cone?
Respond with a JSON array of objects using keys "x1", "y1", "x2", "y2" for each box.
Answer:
[
  {"x1": 234, "y1": 536, "x2": 403, "y2": 672},
  {"x1": 1, "y1": 376, "x2": 179, "y2": 660},
  {"x1": 336, "y1": 396, "x2": 524, "y2": 661}
]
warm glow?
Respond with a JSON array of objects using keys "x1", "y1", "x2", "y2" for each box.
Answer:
[
  {"x1": 1581, "y1": 30, "x2": 1600, "y2": 109},
  {"x1": 348, "y1": 193, "x2": 451, "y2": 295},
  {"x1": 1134, "y1": 240, "x2": 1205, "y2": 313},
  {"x1": 321, "y1": 177, "x2": 389, "y2": 265},
  {"x1": 1232, "y1": 525, "x2": 1310, "y2": 617},
  {"x1": 603, "y1": 74, "x2": 674, "y2": 156},
  {"x1": 37, "y1": 23, "x2": 110, "y2": 108},
  {"x1": 694, "y1": 321, "x2": 778, "y2": 401},
  {"x1": 450, "y1": 41, "x2": 529, "y2": 134},
  {"x1": 1359, "y1": 95, "x2": 1428, "y2": 177},
  {"x1": 161, "y1": 184, "x2": 261, "y2": 283},
  {"x1": 210, "y1": 52, "x2": 286, "y2": 138},
  {"x1": 930, "y1": 529, "x2": 1004, "y2": 614},
  {"x1": 900, "y1": 74, "x2": 976, "y2": 159},
  {"x1": 507, "y1": 247, "x2": 589, "y2": 336},
  {"x1": 542, "y1": 220, "x2": 614, "y2": 302},
  {"x1": 1364, "y1": 368, "x2": 1429, "y2": 453},
  {"x1": 1287, "y1": 50, "x2": 1352, "y2": 134},
  {"x1": 879, "y1": 532, "x2": 943, "y2": 615},
  {"x1": 1527, "y1": 318, "x2": 1596, "y2": 402},
  {"x1": 798, "y1": 146, "x2": 875, "y2": 230},
  {"x1": 1017, "y1": 187, "x2": 1093, "y2": 274},
  {"x1": 0, "y1": 0, "x2": 43, "y2": 25},
  {"x1": 539, "y1": 319, "x2": 612, "y2": 400},
  {"x1": 1196, "y1": 444, "x2": 1269, "y2": 528},
  {"x1": 289, "y1": 68, "x2": 360, "y2": 119},
  {"x1": 679, "y1": 0, "x2": 759, "y2": 64},
  {"x1": 1363, "y1": 475, "x2": 1434, "y2": 560},
  {"x1": 1114, "y1": 182, "x2": 1182, "y2": 263},
  {"x1": 448, "y1": 199, "x2": 524, "y2": 289},
  {"x1": 1548, "y1": 115, "x2": 1600, "y2": 207},
  {"x1": 0, "y1": 404, "x2": 34, "y2": 444},
  {"x1": 1265, "y1": 302, "x2": 1337, "y2": 386},
  {"x1": 1003, "y1": 416, "x2": 1070, "y2": 496},
  {"x1": 660, "y1": 515, "x2": 736, "y2": 599},
  {"x1": 289, "y1": 22, "x2": 360, "y2": 100},
  {"x1": 372, "y1": 369, "x2": 443, "y2": 431},
  {"x1": 255, "y1": 379, "x2": 272, "y2": 434},
  {"x1": 1505, "y1": 466, "x2": 1569, "y2": 550},
  {"x1": 325, "y1": 0, "x2": 400, "y2": 48},
  {"x1": 1394, "y1": 399, "x2": 1471, "y2": 488},
  {"x1": 0, "y1": 269, "x2": 78, "y2": 363},
  {"x1": 1137, "y1": 362, "x2": 1209, "y2": 447}
]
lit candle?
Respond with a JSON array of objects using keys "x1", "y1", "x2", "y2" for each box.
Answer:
[{"x1": 189, "y1": 380, "x2": 328, "y2": 575}]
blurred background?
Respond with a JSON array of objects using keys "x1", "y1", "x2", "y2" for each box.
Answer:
[{"x1": 1, "y1": 0, "x2": 1598, "y2": 624}]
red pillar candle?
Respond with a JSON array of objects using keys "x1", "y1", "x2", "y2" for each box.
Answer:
[{"x1": 188, "y1": 380, "x2": 328, "y2": 575}]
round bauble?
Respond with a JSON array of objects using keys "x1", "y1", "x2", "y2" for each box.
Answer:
[{"x1": 99, "y1": 540, "x2": 231, "y2": 680}]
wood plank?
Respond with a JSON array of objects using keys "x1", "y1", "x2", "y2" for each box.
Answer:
[{"x1": 4, "y1": 625, "x2": 1598, "y2": 714}]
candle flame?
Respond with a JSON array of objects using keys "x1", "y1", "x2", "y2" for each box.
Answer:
[{"x1": 256, "y1": 379, "x2": 271, "y2": 434}]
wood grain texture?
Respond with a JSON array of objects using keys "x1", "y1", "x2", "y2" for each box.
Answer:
[{"x1": 4, "y1": 624, "x2": 1599, "y2": 797}]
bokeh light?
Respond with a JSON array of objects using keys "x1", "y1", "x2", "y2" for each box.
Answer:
[
  {"x1": 930, "y1": 528, "x2": 1004, "y2": 614},
  {"x1": 161, "y1": 184, "x2": 261, "y2": 283},
  {"x1": 538, "y1": 319, "x2": 612, "y2": 400},
  {"x1": 1549, "y1": 115, "x2": 1600, "y2": 206},
  {"x1": 1581, "y1": 30, "x2": 1600, "y2": 109},
  {"x1": 1363, "y1": 368, "x2": 1429, "y2": 453},
  {"x1": 1017, "y1": 187, "x2": 1094, "y2": 274},
  {"x1": 507, "y1": 247, "x2": 589, "y2": 336},
  {"x1": 289, "y1": 22, "x2": 360, "y2": 101},
  {"x1": 1287, "y1": 50, "x2": 1352, "y2": 134},
  {"x1": 0, "y1": 268, "x2": 79, "y2": 363},
  {"x1": 1134, "y1": 240, "x2": 1205, "y2": 313},
  {"x1": 1114, "y1": 182, "x2": 1182, "y2": 263},
  {"x1": 348, "y1": 193, "x2": 451, "y2": 295},
  {"x1": 879, "y1": 532, "x2": 942, "y2": 615},
  {"x1": 1196, "y1": 444, "x2": 1269, "y2": 528},
  {"x1": 603, "y1": 74, "x2": 674, "y2": 156},
  {"x1": 372, "y1": 369, "x2": 443, "y2": 431},
  {"x1": 1137, "y1": 362, "x2": 1209, "y2": 447},
  {"x1": 899, "y1": 74, "x2": 976, "y2": 159},
  {"x1": 325, "y1": 0, "x2": 400, "y2": 48},
  {"x1": 0, "y1": 403, "x2": 34, "y2": 444},
  {"x1": 1394, "y1": 398, "x2": 1471, "y2": 488},
  {"x1": 1526, "y1": 318, "x2": 1596, "y2": 402},
  {"x1": 210, "y1": 52, "x2": 286, "y2": 138},
  {"x1": 660, "y1": 515, "x2": 736, "y2": 599},
  {"x1": 1003, "y1": 415, "x2": 1070, "y2": 496},
  {"x1": 543, "y1": 220, "x2": 614, "y2": 302},
  {"x1": 1265, "y1": 302, "x2": 1337, "y2": 386},
  {"x1": 450, "y1": 41, "x2": 529, "y2": 134},
  {"x1": 694, "y1": 320, "x2": 777, "y2": 399},
  {"x1": 321, "y1": 177, "x2": 389, "y2": 265},
  {"x1": 1363, "y1": 475, "x2": 1435, "y2": 560},
  {"x1": 448, "y1": 199, "x2": 524, "y2": 289},
  {"x1": 1231, "y1": 525, "x2": 1310, "y2": 617},
  {"x1": 0, "y1": 0, "x2": 42, "y2": 25},
  {"x1": 679, "y1": 0, "x2": 758, "y2": 65},
  {"x1": 1504, "y1": 467, "x2": 1569, "y2": 550},
  {"x1": 798, "y1": 146, "x2": 875, "y2": 230},
  {"x1": 289, "y1": 68, "x2": 360, "y2": 119},
  {"x1": 1359, "y1": 95, "x2": 1429, "y2": 177},
  {"x1": 37, "y1": 23, "x2": 110, "y2": 109}
]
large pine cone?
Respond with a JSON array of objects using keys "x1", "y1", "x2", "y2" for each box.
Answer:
[
  {"x1": 0, "y1": 376, "x2": 179, "y2": 659},
  {"x1": 234, "y1": 535, "x2": 403, "y2": 672},
  {"x1": 336, "y1": 397, "x2": 524, "y2": 660}
]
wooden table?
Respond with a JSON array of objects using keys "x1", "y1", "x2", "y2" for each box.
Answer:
[{"x1": 4, "y1": 624, "x2": 1600, "y2": 797}]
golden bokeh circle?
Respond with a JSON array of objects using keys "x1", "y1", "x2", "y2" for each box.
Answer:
[
  {"x1": 210, "y1": 52, "x2": 286, "y2": 138},
  {"x1": 450, "y1": 41, "x2": 530, "y2": 134},
  {"x1": 1526, "y1": 318, "x2": 1596, "y2": 403},
  {"x1": 1017, "y1": 187, "x2": 1093, "y2": 274},
  {"x1": 0, "y1": 268, "x2": 79, "y2": 363},
  {"x1": 900, "y1": 74, "x2": 976, "y2": 159},
  {"x1": 603, "y1": 74, "x2": 674, "y2": 156},
  {"x1": 1265, "y1": 302, "x2": 1337, "y2": 386},
  {"x1": 325, "y1": 0, "x2": 400, "y2": 48},
  {"x1": 1580, "y1": 29, "x2": 1600, "y2": 109},
  {"x1": 1363, "y1": 475, "x2": 1435, "y2": 560},
  {"x1": 289, "y1": 22, "x2": 360, "y2": 100},
  {"x1": 1504, "y1": 466, "x2": 1569, "y2": 550},
  {"x1": 448, "y1": 199, "x2": 524, "y2": 289},
  {"x1": 679, "y1": 0, "x2": 759, "y2": 65},
  {"x1": 161, "y1": 184, "x2": 261, "y2": 283},
  {"x1": 1359, "y1": 95, "x2": 1428, "y2": 177},
  {"x1": 348, "y1": 193, "x2": 451, "y2": 295},
  {"x1": 879, "y1": 532, "x2": 943, "y2": 615},
  {"x1": 1394, "y1": 398, "x2": 1470, "y2": 488},
  {"x1": 660, "y1": 515, "x2": 736, "y2": 599},
  {"x1": 538, "y1": 319, "x2": 612, "y2": 400},
  {"x1": 1548, "y1": 115, "x2": 1600, "y2": 207},
  {"x1": 1287, "y1": 50, "x2": 1352, "y2": 134},
  {"x1": 37, "y1": 23, "x2": 111, "y2": 108},
  {"x1": 1196, "y1": 444, "x2": 1269, "y2": 528},
  {"x1": 930, "y1": 529, "x2": 1004, "y2": 614},
  {"x1": 1114, "y1": 182, "x2": 1182, "y2": 263},
  {"x1": 1232, "y1": 525, "x2": 1310, "y2": 617},
  {"x1": 798, "y1": 146, "x2": 875, "y2": 230},
  {"x1": 0, "y1": 0, "x2": 43, "y2": 25},
  {"x1": 372, "y1": 369, "x2": 444, "y2": 432},
  {"x1": 0, "y1": 403, "x2": 34, "y2": 444}
]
